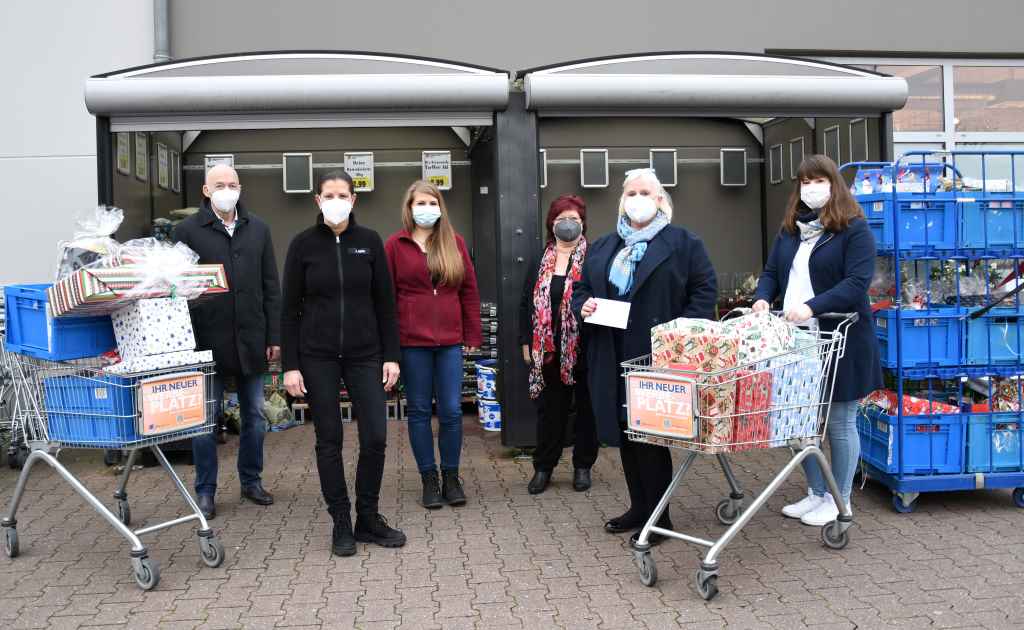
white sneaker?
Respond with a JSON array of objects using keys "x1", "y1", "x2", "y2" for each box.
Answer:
[
  {"x1": 800, "y1": 493, "x2": 841, "y2": 526},
  {"x1": 782, "y1": 489, "x2": 824, "y2": 519}
]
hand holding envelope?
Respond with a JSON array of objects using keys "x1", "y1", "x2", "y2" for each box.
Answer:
[{"x1": 583, "y1": 298, "x2": 631, "y2": 329}]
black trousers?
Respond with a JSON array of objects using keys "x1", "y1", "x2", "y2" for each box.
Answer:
[
  {"x1": 619, "y1": 429, "x2": 674, "y2": 528},
  {"x1": 533, "y1": 357, "x2": 598, "y2": 472},
  {"x1": 301, "y1": 355, "x2": 387, "y2": 519}
]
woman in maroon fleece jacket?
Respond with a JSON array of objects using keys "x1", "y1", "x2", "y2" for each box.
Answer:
[{"x1": 385, "y1": 180, "x2": 482, "y2": 510}]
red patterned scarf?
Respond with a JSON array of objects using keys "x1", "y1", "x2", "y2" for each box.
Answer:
[{"x1": 529, "y1": 238, "x2": 587, "y2": 399}]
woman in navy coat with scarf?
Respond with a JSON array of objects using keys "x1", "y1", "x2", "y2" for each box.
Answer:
[
  {"x1": 573, "y1": 169, "x2": 717, "y2": 546},
  {"x1": 753, "y1": 154, "x2": 883, "y2": 528}
]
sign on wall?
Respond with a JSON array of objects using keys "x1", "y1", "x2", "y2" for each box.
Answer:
[
  {"x1": 344, "y1": 152, "x2": 375, "y2": 192},
  {"x1": 204, "y1": 154, "x2": 234, "y2": 172},
  {"x1": 116, "y1": 132, "x2": 131, "y2": 176},
  {"x1": 157, "y1": 143, "x2": 170, "y2": 190},
  {"x1": 134, "y1": 132, "x2": 148, "y2": 181},
  {"x1": 422, "y1": 150, "x2": 452, "y2": 190}
]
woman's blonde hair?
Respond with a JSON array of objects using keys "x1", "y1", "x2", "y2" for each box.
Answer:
[
  {"x1": 617, "y1": 168, "x2": 674, "y2": 221},
  {"x1": 401, "y1": 180, "x2": 465, "y2": 287}
]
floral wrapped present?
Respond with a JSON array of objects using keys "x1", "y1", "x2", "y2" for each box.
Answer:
[
  {"x1": 48, "y1": 264, "x2": 228, "y2": 317},
  {"x1": 721, "y1": 311, "x2": 796, "y2": 365},
  {"x1": 111, "y1": 297, "x2": 196, "y2": 358},
  {"x1": 104, "y1": 349, "x2": 213, "y2": 375}
]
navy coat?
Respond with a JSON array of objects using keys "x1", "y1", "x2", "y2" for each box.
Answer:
[
  {"x1": 172, "y1": 200, "x2": 281, "y2": 376},
  {"x1": 571, "y1": 225, "x2": 718, "y2": 446},
  {"x1": 754, "y1": 217, "x2": 883, "y2": 403}
]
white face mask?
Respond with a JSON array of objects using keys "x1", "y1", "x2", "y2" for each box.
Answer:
[
  {"x1": 321, "y1": 198, "x2": 352, "y2": 225},
  {"x1": 412, "y1": 205, "x2": 442, "y2": 228},
  {"x1": 800, "y1": 182, "x2": 832, "y2": 210},
  {"x1": 210, "y1": 188, "x2": 239, "y2": 213},
  {"x1": 623, "y1": 195, "x2": 658, "y2": 224}
]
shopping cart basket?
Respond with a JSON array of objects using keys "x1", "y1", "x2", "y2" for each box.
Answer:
[
  {"x1": 0, "y1": 352, "x2": 225, "y2": 590},
  {"x1": 621, "y1": 313, "x2": 856, "y2": 600}
]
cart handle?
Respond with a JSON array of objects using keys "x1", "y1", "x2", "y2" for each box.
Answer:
[{"x1": 817, "y1": 312, "x2": 859, "y2": 323}]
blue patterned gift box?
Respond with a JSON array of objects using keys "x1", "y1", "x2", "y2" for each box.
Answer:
[{"x1": 111, "y1": 297, "x2": 196, "y2": 359}]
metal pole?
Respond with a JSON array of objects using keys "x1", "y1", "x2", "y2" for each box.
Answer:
[{"x1": 153, "y1": 0, "x2": 170, "y2": 63}]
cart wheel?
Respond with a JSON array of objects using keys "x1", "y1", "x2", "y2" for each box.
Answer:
[
  {"x1": 117, "y1": 500, "x2": 131, "y2": 527},
  {"x1": 715, "y1": 498, "x2": 741, "y2": 526},
  {"x1": 695, "y1": 569, "x2": 719, "y2": 601},
  {"x1": 821, "y1": 521, "x2": 849, "y2": 550},
  {"x1": 3, "y1": 527, "x2": 18, "y2": 558},
  {"x1": 199, "y1": 536, "x2": 225, "y2": 568},
  {"x1": 635, "y1": 551, "x2": 657, "y2": 587},
  {"x1": 1013, "y1": 488, "x2": 1024, "y2": 509},
  {"x1": 892, "y1": 494, "x2": 915, "y2": 514},
  {"x1": 133, "y1": 558, "x2": 160, "y2": 591}
]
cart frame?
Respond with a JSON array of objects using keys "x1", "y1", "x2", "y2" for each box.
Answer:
[
  {"x1": 0, "y1": 351, "x2": 226, "y2": 590},
  {"x1": 622, "y1": 313, "x2": 857, "y2": 600}
]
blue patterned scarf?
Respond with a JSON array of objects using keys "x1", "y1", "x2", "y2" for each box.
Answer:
[{"x1": 608, "y1": 212, "x2": 670, "y2": 296}]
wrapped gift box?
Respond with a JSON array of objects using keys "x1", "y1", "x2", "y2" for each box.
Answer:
[
  {"x1": 768, "y1": 355, "x2": 823, "y2": 446},
  {"x1": 48, "y1": 264, "x2": 228, "y2": 318},
  {"x1": 733, "y1": 370, "x2": 772, "y2": 451},
  {"x1": 723, "y1": 311, "x2": 796, "y2": 365},
  {"x1": 862, "y1": 389, "x2": 961, "y2": 416},
  {"x1": 104, "y1": 349, "x2": 213, "y2": 375},
  {"x1": 112, "y1": 298, "x2": 196, "y2": 358}
]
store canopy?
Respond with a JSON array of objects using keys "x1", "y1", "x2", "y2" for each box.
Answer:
[
  {"x1": 521, "y1": 53, "x2": 909, "y2": 118},
  {"x1": 85, "y1": 52, "x2": 511, "y2": 131}
]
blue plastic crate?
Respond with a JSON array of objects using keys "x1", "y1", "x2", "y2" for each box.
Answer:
[
  {"x1": 857, "y1": 406, "x2": 964, "y2": 475},
  {"x1": 874, "y1": 308, "x2": 964, "y2": 368},
  {"x1": 966, "y1": 413, "x2": 1023, "y2": 473},
  {"x1": 959, "y1": 197, "x2": 1024, "y2": 251},
  {"x1": 860, "y1": 192, "x2": 957, "y2": 253},
  {"x1": 42, "y1": 374, "x2": 140, "y2": 446},
  {"x1": 4, "y1": 284, "x2": 115, "y2": 361},
  {"x1": 964, "y1": 307, "x2": 1023, "y2": 366}
]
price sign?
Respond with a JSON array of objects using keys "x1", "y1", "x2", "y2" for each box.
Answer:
[
  {"x1": 626, "y1": 372, "x2": 696, "y2": 439},
  {"x1": 139, "y1": 371, "x2": 206, "y2": 436},
  {"x1": 422, "y1": 150, "x2": 452, "y2": 190},
  {"x1": 344, "y1": 152, "x2": 375, "y2": 192}
]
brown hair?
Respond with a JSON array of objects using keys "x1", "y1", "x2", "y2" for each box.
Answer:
[
  {"x1": 782, "y1": 154, "x2": 865, "y2": 234},
  {"x1": 401, "y1": 180, "x2": 464, "y2": 287}
]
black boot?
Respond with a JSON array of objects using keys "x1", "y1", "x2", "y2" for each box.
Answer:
[
  {"x1": 331, "y1": 512, "x2": 356, "y2": 557},
  {"x1": 354, "y1": 513, "x2": 407, "y2": 548},
  {"x1": 421, "y1": 469, "x2": 444, "y2": 509},
  {"x1": 442, "y1": 469, "x2": 467, "y2": 506},
  {"x1": 528, "y1": 470, "x2": 551, "y2": 495},
  {"x1": 573, "y1": 468, "x2": 592, "y2": 492}
]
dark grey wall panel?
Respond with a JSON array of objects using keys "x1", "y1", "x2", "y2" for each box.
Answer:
[
  {"x1": 169, "y1": 0, "x2": 1021, "y2": 72},
  {"x1": 112, "y1": 130, "x2": 184, "y2": 241},
  {"x1": 538, "y1": 118, "x2": 764, "y2": 280},
  {"x1": 181, "y1": 127, "x2": 473, "y2": 277}
]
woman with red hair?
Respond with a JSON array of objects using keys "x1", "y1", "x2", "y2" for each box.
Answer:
[{"x1": 518, "y1": 194, "x2": 599, "y2": 495}]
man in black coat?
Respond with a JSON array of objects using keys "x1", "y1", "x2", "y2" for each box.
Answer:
[{"x1": 172, "y1": 164, "x2": 282, "y2": 519}]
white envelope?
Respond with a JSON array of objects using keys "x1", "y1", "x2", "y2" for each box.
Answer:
[{"x1": 584, "y1": 298, "x2": 631, "y2": 329}]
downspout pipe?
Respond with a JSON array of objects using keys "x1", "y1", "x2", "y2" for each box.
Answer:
[{"x1": 153, "y1": 0, "x2": 170, "y2": 63}]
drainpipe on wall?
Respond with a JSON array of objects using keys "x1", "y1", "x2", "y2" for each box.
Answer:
[{"x1": 153, "y1": 0, "x2": 170, "y2": 63}]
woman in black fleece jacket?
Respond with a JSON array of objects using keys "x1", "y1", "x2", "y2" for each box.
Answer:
[{"x1": 281, "y1": 170, "x2": 404, "y2": 557}]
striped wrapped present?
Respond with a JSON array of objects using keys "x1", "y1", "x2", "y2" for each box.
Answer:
[{"x1": 48, "y1": 264, "x2": 228, "y2": 318}]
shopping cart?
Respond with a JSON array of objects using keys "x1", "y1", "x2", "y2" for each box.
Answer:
[
  {"x1": 621, "y1": 313, "x2": 856, "y2": 600},
  {"x1": 0, "y1": 351, "x2": 225, "y2": 590}
]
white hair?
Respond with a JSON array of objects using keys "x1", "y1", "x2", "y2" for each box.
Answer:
[{"x1": 617, "y1": 168, "x2": 673, "y2": 221}]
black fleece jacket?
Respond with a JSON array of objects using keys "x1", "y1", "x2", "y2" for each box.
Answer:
[{"x1": 281, "y1": 214, "x2": 400, "y2": 371}]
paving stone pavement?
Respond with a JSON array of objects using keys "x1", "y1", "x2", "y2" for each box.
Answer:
[{"x1": 1, "y1": 417, "x2": 1023, "y2": 629}]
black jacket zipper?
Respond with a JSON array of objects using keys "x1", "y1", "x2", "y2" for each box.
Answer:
[{"x1": 335, "y1": 234, "x2": 345, "y2": 356}]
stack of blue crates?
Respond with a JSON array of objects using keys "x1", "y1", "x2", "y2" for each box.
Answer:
[{"x1": 850, "y1": 152, "x2": 1024, "y2": 512}]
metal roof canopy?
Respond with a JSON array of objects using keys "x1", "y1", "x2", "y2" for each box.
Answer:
[
  {"x1": 85, "y1": 52, "x2": 512, "y2": 131},
  {"x1": 521, "y1": 53, "x2": 909, "y2": 118}
]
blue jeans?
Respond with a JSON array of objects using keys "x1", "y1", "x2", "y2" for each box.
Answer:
[
  {"x1": 193, "y1": 372, "x2": 266, "y2": 497},
  {"x1": 803, "y1": 400, "x2": 860, "y2": 505},
  {"x1": 401, "y1": 345, "x2": 464, "y2": 473}
]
